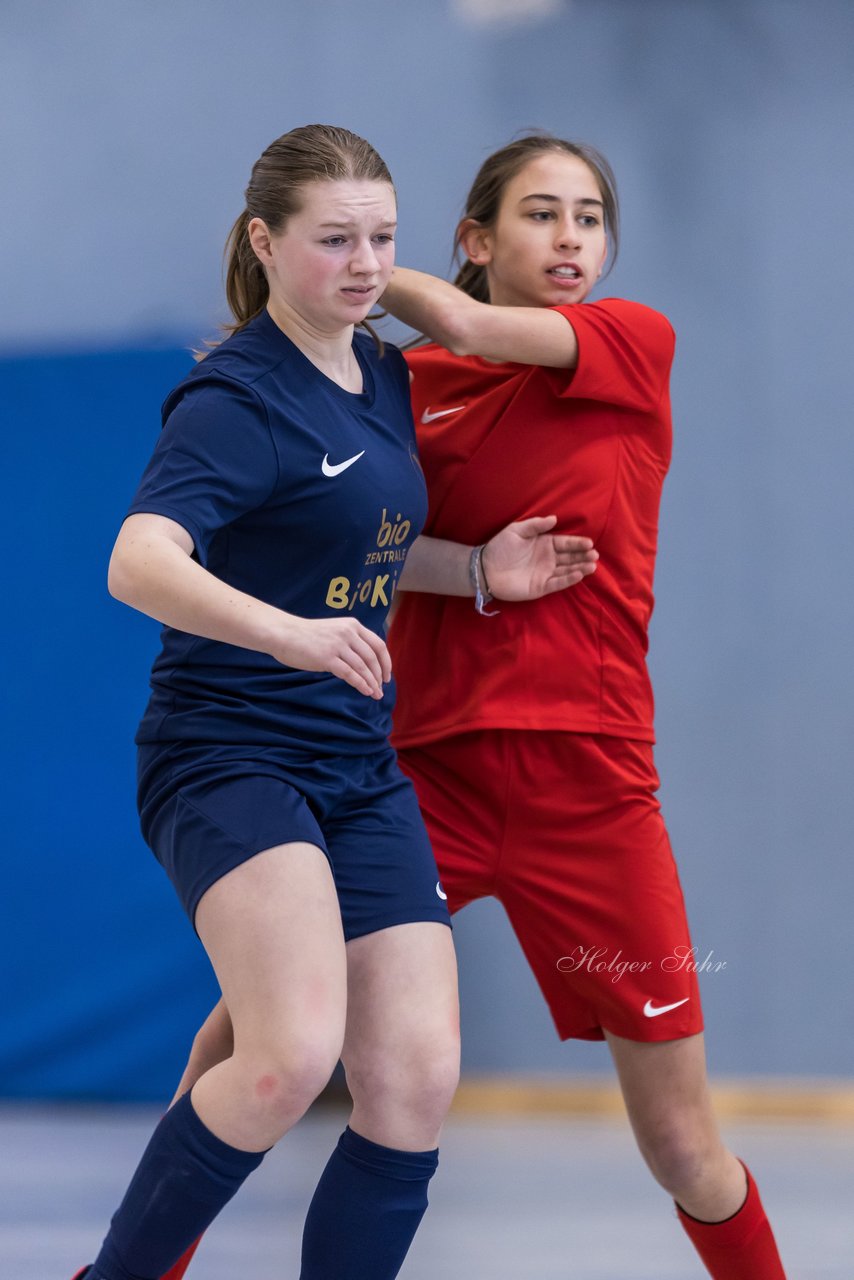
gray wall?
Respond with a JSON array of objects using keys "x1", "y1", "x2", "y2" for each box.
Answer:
[{"x1": 3, "y1": 0, "x2": 852, "y2": 1085}]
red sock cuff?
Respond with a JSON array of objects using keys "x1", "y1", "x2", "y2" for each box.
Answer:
[
  {"x1": 676, "y1": 1162, "x2": 786, "y2": 1278},
  {"x1": 677, "y1": 1161, "x2": 765, "y2": 1248}
]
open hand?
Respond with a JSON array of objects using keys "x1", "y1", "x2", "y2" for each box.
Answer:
[{"x1": 482, "y1": 516, "x2": 598, "y2": 602}]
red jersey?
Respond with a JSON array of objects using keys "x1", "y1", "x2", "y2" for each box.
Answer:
[{"x1": 389, "y1": 298, "x2": 675, "y2": 747}]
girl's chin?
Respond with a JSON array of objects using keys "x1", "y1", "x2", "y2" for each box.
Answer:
[{"x1": 495, "y1": 285, "x2": 590, "y2": 308}]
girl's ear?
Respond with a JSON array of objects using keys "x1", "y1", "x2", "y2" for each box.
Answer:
[
  {"x1": 457, "y1": 218, "x2": 492, "y2": 266},
  {"x1": 247, "y1": 217, "x2": 274, "y2": 267}
]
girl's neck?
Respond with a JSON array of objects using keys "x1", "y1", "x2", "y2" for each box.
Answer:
[{"x1": 265, "y1": 301, "x2": 362, "y2": 393}]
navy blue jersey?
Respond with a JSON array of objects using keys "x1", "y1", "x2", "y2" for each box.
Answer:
[{"x1": 128, "y1": 309, "x2": 427, "y2": 754}]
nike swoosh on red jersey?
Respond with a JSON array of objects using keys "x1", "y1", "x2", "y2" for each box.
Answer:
[
  {"x1": 421, "y1": 405, "x2": 466, "y2": 424},
  {"x1": 643, "y1": 997, "x2": 690, "y2": 1018}
]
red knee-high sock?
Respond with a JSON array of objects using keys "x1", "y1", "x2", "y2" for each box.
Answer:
[
  {"x1": 676, "y1": 1163, "x2": 785, "y2": 1279},
  {"x1": 160, "y1": 1235, "x2": 203, "y2": 1280}
]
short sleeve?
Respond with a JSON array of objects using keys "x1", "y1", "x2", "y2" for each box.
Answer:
[
  {"x1": 546, "y1": 299, "x2": 675, "y2": 413},
  {"x1": 127, "y1": 376, "x2": 278, "y2": 565}
]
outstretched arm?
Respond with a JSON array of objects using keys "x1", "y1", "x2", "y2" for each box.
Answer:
[
  {"x1": 109, "y1": 513, "x2": 391, "y2": 699},
  {"x1": 381, "y1": 267, "x2": 578, "y2": 368},
  {"x1": 399, "y1": 517, "x2": 597, "y2": 600}
]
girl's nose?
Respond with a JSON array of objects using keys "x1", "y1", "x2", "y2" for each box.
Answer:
[
  {"x1": 556, "y1": 220, "x2": 581, "y2": 251},
  {"x1": 351, "y1": 240, "x2": 380, "y2": 274}
]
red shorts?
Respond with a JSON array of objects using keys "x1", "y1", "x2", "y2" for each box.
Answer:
[{"x1": 397, "y1": 731, "x2": 703, "y2": 1043}]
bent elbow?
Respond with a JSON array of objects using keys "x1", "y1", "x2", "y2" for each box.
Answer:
[
  {"x1": 107, "y1": 543, "x2": 139, "y2": 605},
  {"x1": 443, "y1": 322, "x2": 477, "y2": 358},
  {"x1": 444, "y1": 335, "x2": 472, "y2": 358},
  {"x1": 106, "y1": 551, "x2": 126, "y2": 603},
  {"x1": 431, "y1": 297, "x2": 481, "y2": 357}
]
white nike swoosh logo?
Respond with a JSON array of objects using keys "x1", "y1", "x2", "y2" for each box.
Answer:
[
  {"x1": 435, "y1": 881, "x2": 448, "y2": 901},
  {"x1": 643, "y1": 997, "x2": 690, "y2": 1018},
  {"x1": 321, "y1": 450, "x2": 365, "y2": 477},
  {"x1": 421, "y1": 405, "x2": 466, "y2": 424}
]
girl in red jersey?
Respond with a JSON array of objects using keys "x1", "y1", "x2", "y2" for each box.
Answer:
[
  {"x1": 379, "y1": 134, "x2": 787, "y2": 1280},
  {"x1": 161, "y1": 135, "x2": 787, "y2": 1279}
]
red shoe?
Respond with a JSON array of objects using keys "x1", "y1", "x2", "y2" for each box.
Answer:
[
  {"x1": 69, "y1": 1236, "x2": 200, "y2": 1280},
  {"x1": 160, "y1": 1236, "x2": 203, "y2": 1280}
]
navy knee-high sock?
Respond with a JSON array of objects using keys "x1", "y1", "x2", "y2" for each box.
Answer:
[
  {"x1": 300, "y1": 1126, "x2": 439, "y2": 1280},
  {"x1": 89, "y1": 1091, "x2": 265, "y2": 1280}
]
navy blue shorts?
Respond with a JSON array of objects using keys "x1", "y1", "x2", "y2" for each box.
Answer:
[{"x1": 137, "y1": 742, "x2": 452, "y2": 940}]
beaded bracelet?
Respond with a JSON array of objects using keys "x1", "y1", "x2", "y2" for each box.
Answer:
[{"x1": 469, "y1": 544, "x2": 500, "y2": 616}]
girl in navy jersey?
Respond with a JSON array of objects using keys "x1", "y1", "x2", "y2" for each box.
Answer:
[
  {"x1": 71, "y1": 125, "x2": 598, "y2": 1280},
  {"x1": 167, "y1": 134, "x2": 787, "y2": 1280}
]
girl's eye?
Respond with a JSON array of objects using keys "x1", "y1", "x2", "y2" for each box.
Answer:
[
  {"x1": 323, "y1": 236, "x2": 347, "y2": 247},
  {"x1": 529, "y1": 210, "x2": 556, "y2": 222},
  {"x1": 374, "y1": 234, "x2": 395, "y2": 244},
  {"x1": 578, "y1": 215, "x2": 600, "y2": 228}
]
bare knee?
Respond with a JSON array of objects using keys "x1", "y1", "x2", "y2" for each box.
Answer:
[
  {"x1": 411, "y1": 1036, "x2": 461, "y2": 1126},
  {"x1": 345, "y1": 1029, "x2": 460, "y2": 1136},
  {"x1": 635, "y1": 1118, "x2": 724, "y2": 1200},
  {"x1": 242, "y1": 1032, "x2": 342, "y2": 1134}
]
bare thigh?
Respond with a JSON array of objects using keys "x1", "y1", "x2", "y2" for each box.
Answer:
[{"x1": 189, "y1": 842, "x2": 347, "y2": 1149}]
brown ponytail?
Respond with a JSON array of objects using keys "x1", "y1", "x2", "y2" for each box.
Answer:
[
  {"x1": 453, "y1": 257, "x2": 491, "y2": 304},
  {"x1": 223, "y1": 209, "x2": 270, "y2": 331}
]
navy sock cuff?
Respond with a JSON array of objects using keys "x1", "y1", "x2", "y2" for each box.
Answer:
[
  {"x1": 90, "y1": 1095, "x2": 268, "y2": 1280},
  {"x1": 172, "y1": 1091, "x2": 268, "y2": 1178},
  {"x1": 338, "y1": 1125, "x2": 439, "y2": 1181}
]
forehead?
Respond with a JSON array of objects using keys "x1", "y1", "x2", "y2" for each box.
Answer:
[
  {"x1": 504, "y1": 152, "x2": 602, "y2": 204},
  {"x1": 295, "y1": 178, "x2": 397, "y2": 223}
]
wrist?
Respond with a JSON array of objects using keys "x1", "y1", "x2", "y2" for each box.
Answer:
[
  {"x1": 469, "y1": 544, "x2": 499, "y2": 617},
  {"x1": 479, "y1": 543, "x2": 492, "y2": 596},
  {"x1": 264, "y1": 608, "x2": 302, "y2": 662}
]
